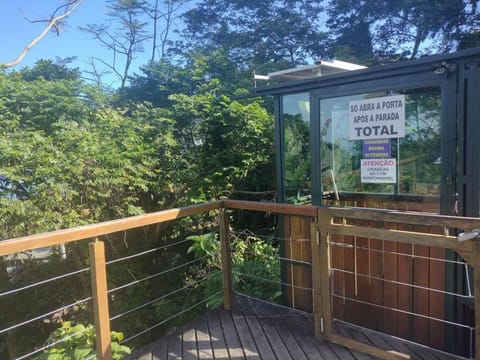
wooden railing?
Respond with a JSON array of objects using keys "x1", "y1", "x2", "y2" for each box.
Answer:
[{"x1": 1, "y1": 200, "x2": 479, "y2": 359}]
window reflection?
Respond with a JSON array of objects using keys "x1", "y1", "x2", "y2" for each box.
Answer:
[
  {"x1": 283, "y1": 93, "x2": 311, "y2": 204},
  {"x1": 320, "y1": 88, "x2": 441, "y2": 204}
]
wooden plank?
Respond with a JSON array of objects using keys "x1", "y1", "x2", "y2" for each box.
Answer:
[
  {"x1": 343, "y1": 232, "x2": 357, "y2": 325},
  {"x1": 325, "y1": 206, "x2": 480, "y2": 230},
  {"x1": 287, "y1": 216, "x2": 313, "y2": 312},
  {"x1": 89, "y1": 240, "x2": 112, "y2": 360},
  {"x1": 151, "y1": 336, "x2": 168, "y2": 360},
  {"x1": 167, "y1": 332, "x2": 182, "y2": 360},
  {"x1": 289, "y1": 215, "x2": 302, "y2": 310},
  {"x1": 283, "y1": 313, "x2": 334, "y2": 359},
  {"x1": 383, "y1": 237, "x2": 399, "y2": 336},
  {"x1": 329, "y1": 333, "x2": 410, "y2": 360},
  {"x1": 284, "y1": 215, "x2": 294, "y2": 307},
  {"x1": 258, "y1": 316, "x2": 293, "y2": 360},
  {"x1": 325, "y1": 224, "x2": 470, "y2": 255},
  {"x1": 369, "y1": 226, "x2": 385, "y2": 332},
  {"x1": 243, "y1": 314, "x2": 276, "y2": 360},
  {"x1": 219, "y1": 308, "x2": 245, "y2": 358},
  {"x1": 296, "y1": 217, "x2": 312, "y2": 311},
  {"x1": 413, "y1": 243, "x2": 430, "y2": 346},
  {"x1": 271, "y1": 315, "x2": 308, "y2": 360},
  {"x1": 396, "y1": 225, "x2": 413, "y2": 341},
  {"x1": 335, "y1": 323, "x2": 376, "y2": 360},
  {"x1": 182, "y1": 327, "x2": 198, "y2": 360},
  {"x1": 232, "y1": 315, "x2": 261, "y2": 359},
  {"x1": 310, "y1": 219, "x2": 323, "y2": 338},
  {"x1": 331, "y1": 231, "x2": 346, "y2": 323},
  {"x1": 135, "y1": 343, "x2": 153, "y2": 360},
  {"x1": 428, "y1": 246, "x2": 446, "y2": 351},
  {"x1": 318, "y1": 210, "x2": 334, "y2": 339},
  {"x1": 224, "y1": 199, "x2": 318, "y2": 217},
  {"x1": 195, "y1": 315, "x2": 214, "y2": 359},
  {"x1": 355, "y1": 224, "x2": 372, "y2": 329},
  {"x1": 206, "y1": 310, "x2": 229, "y2": 360}
]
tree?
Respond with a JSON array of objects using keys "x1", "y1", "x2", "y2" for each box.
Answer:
[
  {"x1": 180, "y1": 0, "x2": 330, "y2": 70},
  {"x1": 0, "y1": 64, "x2": 178, "y2": 357},
  {"x1": 327, "y1": 0, "x2": 480, "y2": 62},
  {"x1": 81, "y1": 0, "x2": 150, "y2": 90},
  {"x1": 141, "y1": 0, "x2": 187, "y2": 62},
  {"x1": 168, "y1": 80, "x2": 275, "y2": 201},
  {"x1": 1, "y1": 1, "x2": 83, "y2": 68}
]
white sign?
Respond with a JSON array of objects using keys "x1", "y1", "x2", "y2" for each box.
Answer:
[
  {"x1": 349, "y1": 95, "x2": 405, "y2": 140},
  {"x1": 361, "y1": 159, "x2": 397, "y2": 183}
]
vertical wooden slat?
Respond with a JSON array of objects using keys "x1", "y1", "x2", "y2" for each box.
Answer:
[
  {"x1": 89, "y1": 239, "x2": 112, "y2": 360},
  {"x1": 290, "y1": 216, "x2": 301, "y2": 309},
  {"x1": 412, "y1": 243, "x2": 430, "y2": 346},
  {"x1": 310, "y1": 218, "x2": 322, "y2": 339},
  {"x1": 369, "y1": 223, "x2": 384, "y2": 332},
  {"x1": 219, "y1": 208, "x2": 233, "y2": 310},
  {"x1": 283, "y1": 216, "x2": 293, "y2": 306},
  {"x1": 318, "y1": 208, "x2": 333, "y2": 340}
]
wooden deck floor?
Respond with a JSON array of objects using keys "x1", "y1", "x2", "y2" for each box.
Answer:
[{"x1": 126, "y1": 295, "x2": 466, "y2": 360}]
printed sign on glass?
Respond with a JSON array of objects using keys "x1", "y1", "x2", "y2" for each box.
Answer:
[
  {"x1": 362, "y1": 139, "x2": 391, "y2": 159},
  {"x1": 349, "y1": 95, "x2": 405, "y2": 140},
  {"x1": 361, "y1": 159, "x2": 397, "y2": 183}
]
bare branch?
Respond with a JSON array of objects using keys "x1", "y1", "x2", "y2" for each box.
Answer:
[{"x1": 1, "y1": 0, "x2": 83, "y2": 68}]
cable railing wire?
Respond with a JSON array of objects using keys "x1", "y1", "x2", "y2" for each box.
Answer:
[
  {"x1": 331, "y1": 267, "x2": 473, "y2": 300},
  {"x1": 106, "y1": 237, "x2": 194, "y2": 265},
  {"x1": 110, "y1": 269, "x2": 221, "y2": 321},
  {"x1": 107, "y1": 255, "x2": 210, "y2": 295},
  {"x1": 232, "y1": 269, "x2": 312, "y2": 292},
  {"x1": 0, "y1": 296, "x2": 92, "y2": 336},
  {"x1": 329, "y1": 239, "x2": 469, "y2": 265},
  {"x1": 0, "y1": 267, "x2": 89, "y2": 298},
  {"x1": 331, "y1": 292, "x2": 474, "y2": 331}
]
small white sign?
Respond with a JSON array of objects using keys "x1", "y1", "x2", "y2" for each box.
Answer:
[
  {"x1": 361, "y1": 159, "x2": 397, "y2": 183},
  {"x1": 349, "y1": 95, "x2": 405, "y2": 140}
]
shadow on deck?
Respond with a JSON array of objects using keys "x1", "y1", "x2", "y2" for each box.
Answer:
[{"x1": 126, "y1": 294, "x2": 463, "y2": 360}]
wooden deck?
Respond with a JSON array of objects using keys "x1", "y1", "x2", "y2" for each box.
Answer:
[{"x1": 126, "y1": 295, "x2": 466, "y2": 360}]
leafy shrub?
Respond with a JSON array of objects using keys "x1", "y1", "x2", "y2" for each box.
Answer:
[{"x1": 34, "y1": 321, "x2": 131, "y2": 360}]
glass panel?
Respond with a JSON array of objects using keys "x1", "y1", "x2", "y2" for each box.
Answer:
[
  {"x1": 320, "y1": 87, "x2": 441, "y2": 211},
  {"x1": 283, "y1": 93, "x2": 311, "y2": 204}
]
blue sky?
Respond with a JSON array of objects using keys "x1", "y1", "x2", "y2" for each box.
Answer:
[{"x1": 0, "y1": 1, "x2": 172, "y2": 87}]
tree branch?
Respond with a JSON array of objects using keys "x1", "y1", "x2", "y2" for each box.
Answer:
[{"x1": 1, "y1": 0, "x2": 83, "y2": 68}]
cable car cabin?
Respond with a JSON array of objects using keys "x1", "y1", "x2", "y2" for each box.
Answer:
[{"x1": 253, "y1": 49, "x2": 480, "y2": 358}]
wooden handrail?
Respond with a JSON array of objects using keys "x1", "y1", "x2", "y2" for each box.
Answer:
[
  {"x1": 0, "y1": 201, "x2": 223, "y2": 257},
  {"x1": 326, "y1": 205, "x2": 480, "y2": 230},
  {"x1": 223, "y1": 199, "x2": 318, "y2": 217}
]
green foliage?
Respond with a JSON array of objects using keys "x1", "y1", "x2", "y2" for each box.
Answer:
[
  {"x1": 34, "y1": 321, "x2": 131, "y2": 360},
  {"x1": 169, "y1": 81, "x2": 274, "y2": 201},
  {"x1": 187, "y1": 233, "x2": 219, "y2": 259},
  {"x1": 186, "y1": 226, "x2": 281, "y2": 304}
]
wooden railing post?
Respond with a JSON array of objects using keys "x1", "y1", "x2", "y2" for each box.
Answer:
[
  {"x1": 318, "y1": 208, "x2": 333, "y2": 340},
  {"x1": 473, "y1": 239, "x2": 480, "y2": 360},
  {"x1": 310, "y1": 217, "x2": 324, "y2": 340},
  {"x1": 219, "y1": 208, "x2": 233, "y2": 310},
  {"x1": 89, "y1": 239, "x2": 112, "y2": 360}
]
